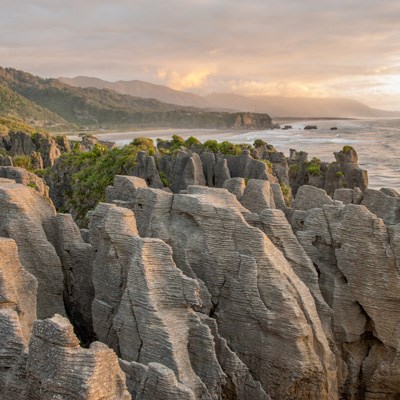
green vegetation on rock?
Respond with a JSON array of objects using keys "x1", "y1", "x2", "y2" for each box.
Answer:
[
  {"x1": 159, "y1": 171, "x2": 172, "y2": 187},
  {"x1": 253, "y1": 139, "x2": 267, "y2": 148},
  {"x1": 336, "y1": 171, "x2": 345, "y2": 178},
  {"x1": 54, "y1": 142, "x2": 153, "y2": 226},
  {"x1": 0, "y1": 116, "x2": 43, "y2": 136},
  {"x1": 279, "y1": 183, "x2": 292, "y2": 206},
  {"x1": 342, "y1": 145, "x2": 354, "y2": 153},
  {"x1": 289, "y1": 164, "x2": 299, "y2": 177},
  {"x1": 13, "y1": 155, "x2": 34, "y2": 171},
  {"x1": 306, "y1": 157, "x2": 322, "y2": 176},
  {"x1": 202, "y1": 140, "x2": 243, "y2": 155},
  {"x1": 260, "y1": 159, "x2": 273, "y2": 172}
]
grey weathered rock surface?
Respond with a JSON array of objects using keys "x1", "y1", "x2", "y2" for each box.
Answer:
[
  {"x1": 0, "y1": 238, "x2": 37, "y2": 400},
  {"x1": 227, "y1": 150, "x2": 277, "y2": 182},
  {"x1": 0, "y1": 154, "x2": 13, "y2": 166},
  {"x1": 27, "y1": 314, "x2": 131, "y2": 399},
  {"x1": 53, "y1": 213, "x2": 94, "y2": 343},
  {"x1": 89, "y1": 203, "x2": 139, "y2": 351},
  {"x1": 361, "y1": 188, "x2": 400, "y2": 225},
  {"x1": 170, "y1": 151, "x2": 206, "y2": 193},
  {"x1": 0, "y1": 131, "x2": 62, "y2": 168},
  {"x1": 288, "y1": 147, "x2": 368, "y2": 196},
  {"x1": 294, "y1": 189, "x2": 400, "y2": 399},
  {"x1": 0, "y1": 180, "x2": 64, "y2": 318},
  {"x1": 133, "y1": 151, "x2": 163, "y2": 188},
  {"x1": 0, "y1": 234, "x2": 129, "y2": 400},
  {"x1": 222, "y1": 177, "x2": 246, "y2": 199},
  {"x1": 119, "y1": 184, "x2": 338, "y2": 399},
  {"x1": 90, "y1": 202, "x2": 260, "y2": 399},
  {"x1": 240, "y1": 179, "x2": 276, "y2": 213},
  {"x1": 292, "y1": 185, "x2": 335, "y2": 211},
  {"x1": 0, "y1": 166, "x2": 49, "y2": 196},
  {"x1": 3, "y1": 140, "x2": 400, "y2": 400}
]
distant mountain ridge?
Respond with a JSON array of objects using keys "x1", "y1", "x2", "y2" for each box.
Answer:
[
  {"x1": 0, "y1": 67, "x2": 273, "y2": 130},
  {"x1": 59, "y1": 76, "x2": 209, "y2": 108},
  {"x1": 0, "y1": 83, "x2": 70, "y2": 129},
  {"x1": 204, "y1": 93, "x2": 400, "y2": 119},
  {"x1": 61, "y1": 75, "x2": 400, "y2": 118}
]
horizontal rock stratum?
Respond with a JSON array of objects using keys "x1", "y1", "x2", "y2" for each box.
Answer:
[{"x1": 0, "y1": 165, "x2": 399, "y2": 398}]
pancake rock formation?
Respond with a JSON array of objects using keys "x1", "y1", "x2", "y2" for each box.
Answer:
[{"x1": 0, "y1": 151, "x2": 400, "y2": 399}]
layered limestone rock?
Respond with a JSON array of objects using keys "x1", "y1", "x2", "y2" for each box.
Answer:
[
  {"x1": 89, "y1": 203, "x2": 139, "y2": 350},
  {"x1": 170, "y1": 150, "x2": 206, "y2": 193},
  {"x1": 223, "y1": 177, "x2": 246, "y2": 200},
  {"x1": 292, "y1": 185, "x2": 335, "y2": 211},
  {"x1": 89, "y1": 202, "x2": 268, "y2": 399},
  {"x1": 240, "y1": 179, "x2": 276, "y2": 213},
  {"x1": 245, "y1": 209, "x2": 332, "y2": 338},
  {"x1": 294, "y1": 189, "x2": 400, "y2": 399},
  {"x1": 200, "y1": 152, "x2": 231, "y2": 188},
  {"x1": 27, "y1": 314, "x2": 131, "y2": 399},
  {"x1": 226, "y1": 150, "x2": 277, "y2": 182},
  {"x1": 288, "y1": 147, "x2": 368, "y2": 196},
  {"x1": 0, "y1": 131, "x2": 62, "y2": 167},
  {"x1": 133, "y1": 151, "x2": 163, "y2": 188},
  {"x1": 105, "y1": 175, "x2": 148, "y2": 204},
  {"x1": 253, "y1": 144, "x2": 289, "y2": 185},
  {"x1": 324, "y1": 148, "x2": 368, "y2": 195},
  {"x1": 107, "y1": 180, "x2": 338, "y2": 399},
  {"x1": 0, "y1": 238, "x2": 37, "y2": 400},
  {"x1": 361, "y1": 188, "x2": 400, "y2": 225},
  {"x1": 0, "y1": 166, "x2": 49, "y2": 196},
  {"x1": 0, "y1": 234, "x2": 128, "y2": 400},
  {"x1": 53, "y1": 213, "x2": 94, "y2": 343},
  {"x1": 0, "y1": 179, "x2": 64, "y2": 318}
]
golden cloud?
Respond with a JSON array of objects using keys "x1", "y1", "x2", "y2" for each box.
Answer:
[{"x1": 157, "y1": 68, "x2": 215, "y2": 91}]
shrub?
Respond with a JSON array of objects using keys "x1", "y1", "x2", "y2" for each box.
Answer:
[
  {"x1": 306, "y1": 157, "x2": 322, "y2": 176},
  {"x1": 237, "y1": 143, "x2": 253, "y2": 152},
  {"x1": 336, "y1": 171, "x2": 344, "y2": 178},
  {"x1": 289, "y1": 164, "x2": 299, "y2": 177},
  {"x1": 55, "y1": 140, "x2": 152, "y2": 226},
  {"x1": 184, "y1": 136, "x2": 201, "y2": 147},
  {"x1": 170, "y1": 134, "x2": 185, "y2": 150},
  {"x1": 28, "y1": 182, "x2": 38, "y2": 190},
  {"x1": 131, "y1": 137, "x2": 156, "y2": 154},
  {"x1": 13, "y1": 155, "x2": 33, "y2": 171},
  {"x1": 219, "y1": 141, "x2": 241, "y2": 155},
  {"x1": 253, "y1": 139, "x2": 267, "y2": 148},
  {"x1": 306, "y1": 164, "x2": 322, "y2": 176},
  {"x1": 342, "y1": 145, "x2": 354, "y2": 153},
  {"x1": 279, "y1": 183, "x2": 292, "y2": 206},
  {"x1": 202, "y1": 140, "x2": 219, "y2": 153},
  {"x1": 261, "y1": 159, "x2": 273, "y2": 172},
  {"x1": 159, "y1": 171, "x2": 171, "y2": 187}
]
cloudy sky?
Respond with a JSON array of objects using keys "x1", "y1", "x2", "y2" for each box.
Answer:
[{"x1": 1, "y1": 0, "x2": 400, "y2": 109}]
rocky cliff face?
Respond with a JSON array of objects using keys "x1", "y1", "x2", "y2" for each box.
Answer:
[
  {"x1": 0, "y1": 130, "x2": 62, "y2": 168},
  {"x1": 0, "y1": 234, "x2": 130, "y2": 399},
  {"x1": 0, "y1": 145, "x2": 399, "y2": 399}
]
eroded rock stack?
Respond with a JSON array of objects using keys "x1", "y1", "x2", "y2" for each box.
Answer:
[
  {"x1": 0, "y1": 234, "x2": 130, "y2": 399},
  {"x1": 0, "y1": 130, "x2": 62, "y2": 168},
  {"x1": 0, "y1": 151, "x2": 399, "y2": 399}
]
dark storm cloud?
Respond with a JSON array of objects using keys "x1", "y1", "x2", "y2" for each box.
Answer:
[{"x1": 0, "y1": 0, "x2": 399, "y2": 108}]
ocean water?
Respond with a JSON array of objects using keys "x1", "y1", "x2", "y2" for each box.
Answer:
[
  {"x1": 96, "y1": 118, "x2": 400, "y2": 191},
  {"x1": 227, "y1": 118, "x2": 400, "y2": 191}
]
